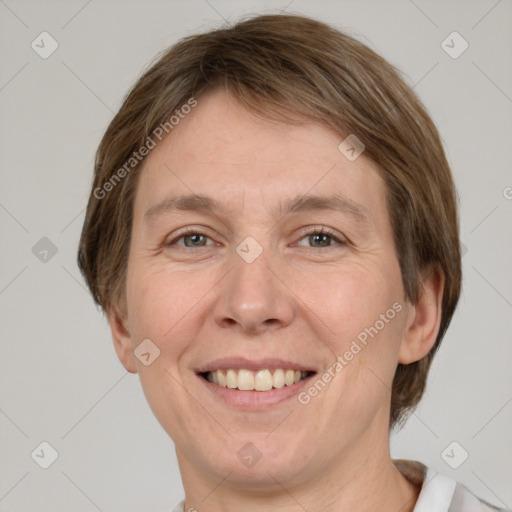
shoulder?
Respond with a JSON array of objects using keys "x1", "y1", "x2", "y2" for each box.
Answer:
[
  {"x1": 393, "y1": 459, "x2": 510, "y2": 512},
  {"x1": 449, "y1": 479, "x2": 510, "y2": 512}
]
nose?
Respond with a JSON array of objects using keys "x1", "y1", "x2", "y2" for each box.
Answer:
[{"x1": 213, "y1": 242, "x2": 295, "y2": 335}]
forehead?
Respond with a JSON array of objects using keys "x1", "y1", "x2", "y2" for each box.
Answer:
[{"x1": 133, "y1": 88, "x2": 389, "y2": 228}]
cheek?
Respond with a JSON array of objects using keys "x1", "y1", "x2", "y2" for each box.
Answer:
[
  {"x1": 127, "y1": 265, "x2": 180, "y2": 334},
  {"x1": 300, "y1": 263, "x2": 395, "y2": 329},
  {"x1": 126, "y1": 265, "x2": 211, "y2": 361},
  {"x1": 126, "y1": 273, "x2": 154, "y2": 338},
  {"x1": 125, "y1": 268, "x2": 197, "y2": 431},
  {"x1": 298, "y1": 262, "x2": 404, "y2": 369}
]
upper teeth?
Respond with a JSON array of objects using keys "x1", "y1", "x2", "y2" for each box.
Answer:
[{"x1": 205, "y1": 369, "x2": 309, "y2": 391}]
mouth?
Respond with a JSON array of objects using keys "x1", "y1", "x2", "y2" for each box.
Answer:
[
  {"x1": 194, "y1": 358, "x2": 318, "y2": 409},
  {"x1": 199, "y1": 368, "x2": 316, "y2": 391}
]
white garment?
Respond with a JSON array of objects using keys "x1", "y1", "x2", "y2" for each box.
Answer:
[{"x1": 171, "y1": 459, "x2": 510, "y2": 512}]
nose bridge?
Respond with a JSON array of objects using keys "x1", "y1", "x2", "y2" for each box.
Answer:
[{"x1": 213, "y1": 233, "x2": 293, "y2": 332}]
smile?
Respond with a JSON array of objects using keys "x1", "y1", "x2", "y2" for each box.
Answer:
[{"x1": 201, "y1": 368, "x2": 314, "y2": 391}]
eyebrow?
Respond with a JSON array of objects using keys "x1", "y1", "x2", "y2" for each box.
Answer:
[{"x1": 144, "y1": 192, "x2": 371, "y2": 226}]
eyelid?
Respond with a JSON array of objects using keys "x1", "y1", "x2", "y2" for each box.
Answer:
[
  {"x1": 165, "y1": 226, "x2": 217, "y2": 246},
  {"x1": 297, "y1": 225, "x2": 344, "y2": 239}
]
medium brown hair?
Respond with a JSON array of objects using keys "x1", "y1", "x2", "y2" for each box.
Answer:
[{"x1": 78, "y1": 13, "x2": 462, "y2": 430}]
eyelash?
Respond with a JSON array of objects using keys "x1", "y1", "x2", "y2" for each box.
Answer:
[{"x1": 165, "y1": 226, "x2": 347, "y2": 250}]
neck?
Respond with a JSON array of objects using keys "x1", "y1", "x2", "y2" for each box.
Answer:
[{"x1": 175, "y1": 418, "x2": 421, "y2": 512}]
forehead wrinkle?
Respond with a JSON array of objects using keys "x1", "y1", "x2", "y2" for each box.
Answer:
[
  {"x1": 273, "y1": 193, "x2": 371, "y2": 226},
  {"x1": 143, "y1": 192, "x2": 372, "y2": 227}
]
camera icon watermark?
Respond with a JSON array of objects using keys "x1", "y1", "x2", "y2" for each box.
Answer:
[
  {"x1": 32, "y1": 237, "x2": 58, "y2": 263},
  {"x1": 237, "y1": 442, "x2": 262, "y2": 468},
  {"x1": 31, "y1": 441, "x2": 59, "y2": 469},
  {"x1": 134, "y1": 338, "x2": 161, "y2": 366},
  {"x1": 236, "y1": 236, "x2": 263, "y2": 264},
  {"x1": 31, "y1": 31, "x2": 59, "y2": 59},
  {"x1": 441, "y1": 441, "x2": 469, "y2": 469},
  {"x1": 441, "y1": 31, "x2": 468, "y2": 59},
  {"x1": 338, "y1": 134, "x2": 365, "y2": 161}
]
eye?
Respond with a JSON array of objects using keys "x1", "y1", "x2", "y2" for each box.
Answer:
[
  {"x1": 296, "y1": 226, "x2": 347, "y2": 249},
  {"x1": 166, "y1": 227, "x2": 214, "y2": 248},
  {"x1": 165, "y1": 226, "x2": 347, "y2": 250}
]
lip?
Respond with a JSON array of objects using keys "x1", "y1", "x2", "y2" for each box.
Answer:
[
  {"x1": 197, "y1": 371, "x2": 316, "y2": 410},
  {"x1": 195, "y1": 357, "x2": 318, "y2": 373}
]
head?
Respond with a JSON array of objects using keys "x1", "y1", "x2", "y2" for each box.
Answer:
[{"x1": 78, "y1": 12, "x2": 461, "y2": 486}]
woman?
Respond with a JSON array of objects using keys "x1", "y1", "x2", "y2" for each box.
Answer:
[{"x1": 78, "y1": 13, "x2": 507, "y2": 512}]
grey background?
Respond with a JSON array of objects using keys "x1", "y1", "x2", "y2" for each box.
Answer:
[{"x1": 0, "y1": 0, "x2": 511, "y2": 510}]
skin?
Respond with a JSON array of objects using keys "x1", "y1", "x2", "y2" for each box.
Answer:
[{"x1": 109, "y1": 87, "x2": 444, "y2": 512}]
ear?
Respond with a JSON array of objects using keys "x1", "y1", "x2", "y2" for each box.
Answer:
[
  {"x1": 398, "y1": 265, "x2": 445, "y2": 364},
  {"x1": 108, "y1": 306, "x2": 138, "y2": 374}
]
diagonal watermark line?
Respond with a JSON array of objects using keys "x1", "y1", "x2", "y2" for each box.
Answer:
[
  {"x1": 280, "y1": 0, "x2": 295, "y2": 12},
  {"x1": 61, "y1": 373, "x2": 128, "y2": 439},
  {"x1": 386, "y1": 62, "x2": 439, "y2": 115},
  {"x1": 472, "y1": 61, "x2": 512, "y2": 104},
  {"x1": 266, "y1": 471, "x2": 308, "y2": 511},
  {"x1": 61, "y1": 0, "x2": 92, "y2": 29},
  {"x1": 408, "y1": 0, "x2": 439, "y2": 28},
  {"x1": 200, "y1": 471, "x2": 232, "y2": 504},
  {"x1": 0, "y1": 0, "x2": 29, "y2": 28},
  {"x1": 202, "y1": 0, "x2": 229, "y2": 23},
  {"x1": 163, "y1": 163, "x2": 233, "y2": 237},
  {"x1": 163, "y1": 267, "x2": 233, "y2": 337},
  {"x1": 470, "y1": 204, "x2": 499, "y2": 233},
  {"x1": 61, "y1": 471, "x2": 103, "y2": 511},
  {"x1": 0, "y1": 472, "x2": 29, "y2": 502},
  {"x1": 471, "y1": 396, "x2": 512, "y2": 439},
  {"x1": 265, "y1": 265, "x2": 337, "y2": 336},
  {"x1": 471, "y1": 265, "x2": 512, "y2": 309},
  {"x1": 410, "y1": 411, "x2": 440, "y2": 439},
  {"x1": 0, "y1": 265, "x2": 28, "y2": 295},
  {"x1": 412, "y1": 61, "x2": 439, "y2": 91},
  {"x1": 0, "y1": 408, "x2": 29, "y2": 438},
  {"x1": 163, "y1": 367, "x2": 234, "y2": 438},
  {"x1": 367, "y1": 367, "x2": 439, "y2": 438},
  {"x1": 0, "y1": 202, "x2": 29, "y2": 232},
  {"x1": 368, "y1": 367, "x2": 390, "y2": 390},
  {"x1": 0, "y1": 62, "x2": 29, "y2": 93},
  {"x1": 60, "y1": 265, "x2": 89, "y2": 294},
  {"x1": 471, "y1": 0, "x2": 502, "y2": 30},
  {"x1": 265, "y1": 410, "x2": 294, "y2": 438},
  {"x1": 61, "y1": 206, "x2": 86, "y2": 233},
  {"x1": 61, "y1": 61, "x2": 115, "y2": 113},
  {"x1": 471, "y1": 470, "x2": 511, "y2": 509}
]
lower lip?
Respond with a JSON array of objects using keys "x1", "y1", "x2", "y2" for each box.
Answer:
[{"x1": 197, "y1": 373, "x2": 315, "y2": 410}]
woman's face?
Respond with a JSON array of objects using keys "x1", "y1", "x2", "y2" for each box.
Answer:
[{"x1": 112, "y1": 87, "x2": 422, "y2": 489}]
